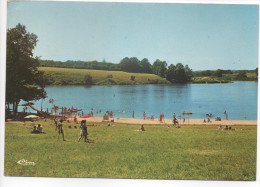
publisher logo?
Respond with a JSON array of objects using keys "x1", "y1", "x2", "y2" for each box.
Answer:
[{"x1": 17, "y1": 159, "x2": 35, "y2": 166}]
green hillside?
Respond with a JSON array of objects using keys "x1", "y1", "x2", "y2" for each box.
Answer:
[{"x1": 39, "y1": 67, "x2": 170, "y2": 85}]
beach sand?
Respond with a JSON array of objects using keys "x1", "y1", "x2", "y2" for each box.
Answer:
[{"x1": 72, "y1": 116, "x2": 257, "y2": 126}]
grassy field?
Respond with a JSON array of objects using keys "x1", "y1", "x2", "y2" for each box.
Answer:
[
  {"x1": 4, "y1": 120, "x2": 257, "y2": 180},
  {"x1": 192, "y1": 76, "x2": 231, "y2": 83},
  {"x1": 39, "y1": 67, "x2": 170, "y2": 85},
  {"x1": 192, "y1": 73, "x2": 258, "y2": 83},
  {"x1": 39, "y1": 67, "x2": 257, "y2": 85}
]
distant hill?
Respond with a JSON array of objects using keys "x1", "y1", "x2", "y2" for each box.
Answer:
[{"x1": 39, "y1": 67, "x2": 170, "y2": 86}]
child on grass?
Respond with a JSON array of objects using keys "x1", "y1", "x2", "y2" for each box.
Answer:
[
  {"x1": 78, "y1": 120, "x2": 88, "y2": 142},
  {"x1": 57, "y1": 120, "x2": 65, "y2": 141}
]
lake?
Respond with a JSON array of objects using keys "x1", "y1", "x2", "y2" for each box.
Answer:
[{"x1": 19, "y1": 81, "x2": 258, "y2": 120}]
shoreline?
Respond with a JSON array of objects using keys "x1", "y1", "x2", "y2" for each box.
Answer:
[{"x1": 72, "y1": 116, "x2": 257, "y2": 126}]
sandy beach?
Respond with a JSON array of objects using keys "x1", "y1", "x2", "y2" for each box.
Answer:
[{"x1": 72, "y1": 116, "x2": 257, "y2": 126}]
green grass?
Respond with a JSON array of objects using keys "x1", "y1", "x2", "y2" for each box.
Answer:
[
  {"x1": 39, "y1": 67, "x2": 170, "y2": 85},
  {"x1": 192, "y1": 76, "x2": 231, "y2": 83},
  {"x1": 39, "y1": 67, "x2": 258, "y2": 85},
  {"x1": 193, "y1": 73, "x2": 258, "y2": 83},
  {"x1": 4, "y1": 120, "x2": 257, "y2": 180}
]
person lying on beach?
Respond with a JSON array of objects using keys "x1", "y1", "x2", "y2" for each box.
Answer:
[
  {"x1": 215, "y1": 117, "x2": 221, "y2": 121},
  {"x1": 57, "y1": 120, "x2": 65, "y2": 141},
  {"x1": 78, "y1": 120, "x2": 88, "y2": 142}
]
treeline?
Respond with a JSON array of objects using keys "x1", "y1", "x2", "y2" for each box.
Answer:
[
  {"x1": 120, "y1": 57, "x2": 193, "y2": 83},
  {"x1": 40, "y1": 57, "x2": 193, "y2": 83},
  {"x1": 40, "y1": 60, "x2": 121, "y2": 71},
  {"x1": 193, "y1": 69, "x2": 258, "y2": 77},
  {"x1": 193, "y1": 69, "x2": 232, "y2": 77},
  {"x1": 40, "y1": 58, "x2": 157, "y2": 73}
]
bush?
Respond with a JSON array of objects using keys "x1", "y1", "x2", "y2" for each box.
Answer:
[
  {"x1": 85, "y1": 74, "x2": 93, "y2": 85},
  {"x1": 130, "y1": 75, "x2": 135, "y2": 81},
  {"x1": 236, "y1": 72, "x2": 247, "y2": 80}
]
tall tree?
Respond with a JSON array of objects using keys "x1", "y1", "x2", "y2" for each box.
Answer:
[
  {"x1": 166, "y1": 63, "x2": 193, "y2": 83},
  {"x1": 165, "y1": 64, "x2": 176, "y2": 83},
  {"x1": 139, "y1": 58, "x2": 152, "y2": 73},
  {"x1": 185, "y1": 65, "x2": 193, "y2": 82},
  {"x1": 6, "y1": 24, "x2": 46, "y2": 115},
  {"x1": 174, "y1": 63, "x2": 188, "y2": 83},
  {"x1": 214, "y1": 69, "x2": 223, "y2": 77},
  {"x1": 152, "y1": 59, "x2": 167, "y2": 78},
  {"x1": 119, "y1": 57, "x2": 141, "y2": 73}
]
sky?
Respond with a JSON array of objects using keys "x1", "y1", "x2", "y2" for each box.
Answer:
[{"x1": 7, "y1": 1, "x2": 259, "y2": 70}]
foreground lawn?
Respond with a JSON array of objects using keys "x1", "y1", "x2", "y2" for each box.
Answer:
[{"x1": 4, "y1": 120, "x2": 257, "y2": 180}]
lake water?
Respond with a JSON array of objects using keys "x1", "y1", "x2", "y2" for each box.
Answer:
[{"x1": 19, "y1": 81, "x2": 258, "y2": 120}]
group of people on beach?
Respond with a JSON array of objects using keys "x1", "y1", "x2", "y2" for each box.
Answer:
[
  {"x1": 142, "y1": 112, "x2": 154, "y2": 120},
  {"x1": 203, "y1": 118, "x2": 212, "y2": 123},
  {"x1": 29, "y1": 109, "x2": 236, "y2": 143}
]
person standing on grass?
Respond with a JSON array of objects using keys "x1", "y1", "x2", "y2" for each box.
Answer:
[
  {"x1": 54, "y1": 117, "x2": 58, "y2": 131},
  {"x1": 173, "y1": 113, "x2": 177, "y2": 125},
  {"x1": 57, "y1": 120, "x2": 65, "y2": 141},
  {"x1": 78, "y1": 120, "x2": 88, "y2": 142}
]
